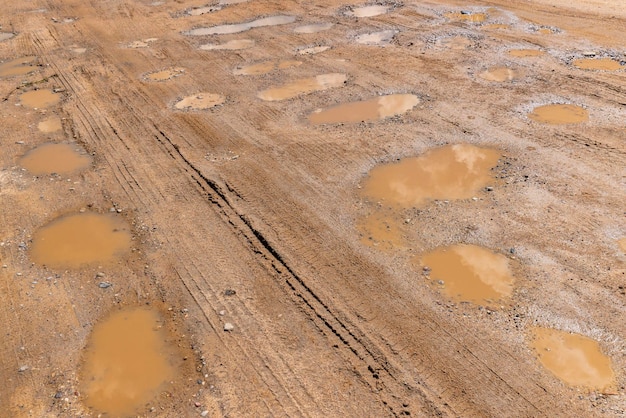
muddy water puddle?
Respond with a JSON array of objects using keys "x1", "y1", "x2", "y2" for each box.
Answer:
[
  {"x1": 294, "y1": 23, "x2": 333, "y2": 34},
  {"x1": 482, "y1": 23, "x2": 509, "y2": 30},
  {"x1": 174, "y1": 93, "x2": 225, "y2": 110},
  {"x1": 0, "y1": 56, "x2": 37, "y2": 77},
  {"x1": 38, "y1": 116, "x2": 62, "y2": 133},
  {"x1": 528, "y1": 104, "x2": 588, "y2": 124},
  {"x1": 356, "y1": 30, "x2": 397, "y2": 45},
  {"x1": 445, "y1": 12, "x2": 487, "y2": 23},
  {"x1": 438, "y1": 36, "x2": 472, "y2": 50},
  {"x1": 30, "y1": 213, "x2": 131, "y2": 268},
  {"x1": 309, "y1": 94, "x2": 419, "y2": 124},
  {"x1": 361, "y1": 144, "x2": 500, "y2": 208},
  {"x1": 20, "y1": 89, "x2": 61, "y2": 108},
  {"x1": 80, "y1": 307, "x2": 176, "y2": 417},
  {"x1": 19, "y1": 143, "x2": 91, "y2": 175},
  {"x1": 419, "y1": 244, "x2": 515, "y2": 304},
  {"x1": 234, "y1": 60, "x2": 301, "y2": 76},
  {"x1": 200, "y1": 39, "x2": 255, "y2": 50},
  {"x1": 347, "y1": 5, "x2": 389, "y2": 17},
  {"x1": 257, "y1": 73, "x2": 347, "y2": 101},
  {"x1": 478, "y1": 67, "x2": 517, "y2": 82},
  {"x1": 0, "y1": 32, "x2": 15, "y2": 42},
  {"x1": 144, "y1": 67, "x2": 184, "y2": 81},
  {"x1": 297, "y1": 45, "x2": 331, "y2": 55},
  {"x1": 186, "y1": 15, "x2": 295, "y2": 35},
  {"x1": 530, "y1": 327, "x2": 616, "y2": 391},
  {"x1": 358, "y1": 209, "x2": 405, "y2": 250},
  {"x1": 508, "y1": 49, "x2": 545, "y2": 58},
  {"x1": 573, "y1": 58, "x2": 624, "y2": 71}
]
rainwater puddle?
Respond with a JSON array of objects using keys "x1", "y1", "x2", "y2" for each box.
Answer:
[
  {"x1": 347, "y1": 5, "x2": 389, "y2": 18},
  {"x1": 0, "y1": 32, "x2": 15, "y2": 42},
  {"x1": 482, "y1": 23, "x2": 509, "y2": 30},
  {"x1": 478, "y1": 67, "x2": 517, "y2": 82},
  {"x1": 257, "y1": 73, "x2": 347, "y2": 101},
  {"x1": 200, "y1": 39, "x2": 255, "y2": 50},
  {"x1": 530, "y1": 327, "x2": 616, "y2": 391},
  {"x1": 420, "y1": 244, "x2": 515, "y2": 304},
  {"x1": 294, "y1": 22, "x2": 333, "y2": 34},
  {"x1": 144, "y1": 67, "x2": 184, "y2": 81},
  {"x1": 439, "y1": 36, "x2": 472, "y2": 50},
  {"x1": 309, "y1": 93, "x2": 419, "y2": 124},
  {"x1": 234, "y1": 60, "x2": 301, "y2": 76},
  {"x1": 358, "y1": 209, "x2": 405, "y2": 250},
  {"x1": 30, "y1": 213, "x2": 131, "y2": 268},
  {"x1": 38, "y1": 116, "x2": 62, "y2": 133},
  {"x1": 297, "y1": 45, "x2": 331, "y2": 55},
  {"x1": 0, "y1": 56, "x2": 37, "y2": 77},
  {"x1": 444, "y1": 12, "x2": 487, "y2": 23},
  {"x1": 80, "y1": 307, "x2": 176, "y2": 417},
  {"x1": 186, "y1": 15, "x2": 296, "y2": 35},
  {"x1": 508, "y1": 49, "x2": 545, "y2": 58},
  {"x1": 356, "y1": 30, "x2": 397, "y2": 45},
  {"x1": 528, "y1": 104, "x2": 588, "y2": 124},
  {"x1": 174, "y1": 93, "x2": 225, "y2": 110},
  {"x1": 220, "y1": 0, "x2": 249, "y2": 4},
  {"x1": 361, "y1": 144, "x2": 500, "y2": 208},
  {"x1": 19, "y1": 143, "x2": 91, "y2": 175},
  {"x1": 573, "y1": 58, "x2": 624, "y2": 71},
  {"x1": 19, "y1": 89, "x2": 60, "y2": 108}
]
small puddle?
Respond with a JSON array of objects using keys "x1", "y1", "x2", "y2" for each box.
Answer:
[
  {"x1": 234, "y1": 60, "x2": 301, "y2": 76},
  {"x1": 200, "y1": 39, "x2": 255, "y2": 50},
  {"x1": 482, "y1": 23, "x2": 509, "y2": 30},
  {"x1": 144, "y1": 67, "x2": 184, "y2": 81},
  {"x1": 186, "y1": 15, "x2": 296, "y2": 35},
  {"x1": 37, "y1": 116, "x2": 62, "y2": 133},
  {"x1": 19, "y1": 143, "x2": 91, "y2": 175},
  {"x1": 257, "y1": 73, "x2": 347, "y2": 101},
  {"x1": 0, "y1": 56, "x2": 37, "y2": 77},
  {"x1": 30, "y1": 213, "x2": 131, "y2": 268},
  {"x1": 174, "y1": 93, "x2": 225, "y2": 110},
  {"x1": 530, "y1": 327, "x2": 616, "y2": 391},
  {"x1": 536, "y1": 28, "x2": 554, "y2": 35},
  {"x1": 297, "y1": 45, "x2": 331, "y2": 55},
  {"x1": 439, "y1": 36, "x2": 472, "y2": 50},
  {"x1": 20, "y1": 89, "x2": 61, "y2": 108},
  {"x1": 478, "y1": 67, "x2": 517, "y2": 82},
  {"x1": 358, "y1": 209, "x2": 405, "y2": 250},
  {"x1": 309, "y1": 94, "x2": 419, "y2": 124},
  {"x1": 0, "y1": 32, "x2": 15, "y2": 42},
  {"x1": 294, "y1": 22, "x2": 333, "y2": 34},
  {"x1": 444, "y1": 12, "x2": 487, "y2": 23},
  {"x1": 361, "y1": 144, "x2": 500, "y2": 208},
  {"x1": 572, "y1": 58, "x2": 624, "y2": 71},
  {"x1": 419, "y1": 244, "x2": 515, "y2": 304},
  {"x1": 347, "y1": 5, "x2": 389, "y2": 18},
  {"x1": 528, "y1": 104, "x2": 588, "y2": 124},
  {"x1": 356, "y1": 30, "x2": 397, "y2": 45},
  {"x1": 80, "y1": 307, "x2": 176, "y2": 417},
  {"x1": 508, "y1": 49, "x2": 545, "y2": 58}
]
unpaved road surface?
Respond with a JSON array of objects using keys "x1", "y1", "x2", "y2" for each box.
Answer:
[{"x1": 1, "y1": 0, "x2": 625, "y2": 416}]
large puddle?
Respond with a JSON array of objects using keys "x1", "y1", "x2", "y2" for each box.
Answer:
[
  {"x1": 80, "y1": 307, "x2": 176, "y2": 416},
  {"x1": 30, "y1": 213, "x2": 131, "y2": 268},
  {"x1": 257, "y1": 73, "x2": 347, "y2": 101},
  {"x1": 19, "y1": 143, "x2": 91, "y2": 175},
  {"x1": 361, "y1": 144, "x2": 500, "y2": 208},
  {"x1": 0, "y1": 56, "x2": 37, "y2": 77},
  {"x1": 186, "y1": 15, "x2": 296, "y2": 35},
  {"x1": 530, "y1": 327, "x2": 616, "y2": 391},
  {"x1": 528, "y1": 104, "x2": 588, "y2": 124},
  {"x1": 144, "y1": 67, "x2": 184, "y2": 81},
  {"x1": 572, "y1": 58, "x2": 625, "y2": 71},
  {"x1": 20, "y1": 89, "x2": 61, "y2": 108},
  {"x1": 294, "y1": 22, "x2": 333, "y2": 34},
  {"x1": 419, "y1": 244, "x2": 515, "y2": 304},
  {"x1": 478, "y1": 67, "x2": 517, "y2": 82},
  {"x1": 356, "y1": 30, "x2": 397, "y2": 45},
  {"x1": 174, "y1": 93, "x2": 225, "y2": 110},
  {"x1": 38, "y1": 116, "x2": 62, "y2": 133},
  {"x1": 347, "y1": 5, "x2": 389, "y2": 18},
  {"x1": 444, "y1": 12, "x2": 487, "y2": 23},
  {"x1": 508, "y1": 49, "x2": 545, "y2": 58},
  {"x1": 309, "y1": 94, "x2": 419, "y2": 124},
  {"x1": 200, "y1": 39, "x2": 255, "y2": 50},
  {"x1": 234, "y1": 60, "x2": 301, "y2": 76}
]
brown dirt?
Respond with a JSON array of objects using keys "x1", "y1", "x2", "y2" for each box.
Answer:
[{"x1": 0, "y1": 0, "x2": 625, "y2": 416}]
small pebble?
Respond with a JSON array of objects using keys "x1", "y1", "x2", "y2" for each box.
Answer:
[
  {"x1": 224, "y1": 289, "x2": 236, "y2": 296},
  {"x1": 95, "y1": 272, "x2": 105, "y2": 278},
  {"x1": 485, "y1": 186, "x2": 494, "y2": 192},
  {"x1": 437, "y1": 280, "x2": 445, "y2": 285},
  {"x1": 98, "y1": 282, "x2": 112, "y2": 288},
  {"x1": 218, "y1": 310, "x2": 225, "y2": 316},
  {"x1": 18, "y1": 365, "x2": 28, "y2": 372},
  {"x1": 201, "y1": 411, "x2": 209, "y2": 417},
  {"x1": 224, "y1": 323, "x2": 234, "y2": 332}
]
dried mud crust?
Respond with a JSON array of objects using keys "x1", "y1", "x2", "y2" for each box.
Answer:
[{"x1": 0, "y1": 0, "x2": 625, "y2": 417}]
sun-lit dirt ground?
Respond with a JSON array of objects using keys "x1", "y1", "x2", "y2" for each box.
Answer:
[{"x1": 1, "y1": 0, "x2": 625, "y2": 416}]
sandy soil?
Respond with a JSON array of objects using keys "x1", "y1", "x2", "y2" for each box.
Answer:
[{"x1": 0, "y1": 0, "x2": 624, "y2": 416}]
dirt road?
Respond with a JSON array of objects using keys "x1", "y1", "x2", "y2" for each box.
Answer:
[{"x1": 1, "y1": 0, "x2": 624, "y2": 416}]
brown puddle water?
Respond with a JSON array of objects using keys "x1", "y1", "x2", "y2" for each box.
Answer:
[
  {"x1": 294, "y1": 23, "x2": 333, "y2": 34},
  {"x1": 309, "y1": 94, "x2": 419, "y2": 124},
  {"x1": 174, "y1": 93, "x2": 225, "y2": 110},
  {"x1": 297, "y1": 45, "x2": 331, "y2": 55},
  {"x1": 347, "y1": 5, "x2": 389, "y2": 18},
  {"x1": 234, "y1": 60, "x2": 301, "y2": 76},
  {"x1": 19, "y1": 143, "x2": 91, "y2": 175},
  {"x1": 482, "y1": 23, "x2": 509, "y2": 30},
  {"x1": 361, "y1": 144, "x2": 500, "y2": 208},
  {"x1": 508, "y1": 49, "x2": 545, "y2": 58},
  {"x1": 478, "y1": 67, "x2": 517, "y2": 82},
  {"x1": 145, "y1": 67, "x2": 184, "y2": 81},
  {"x1": 257, "y1": 73, "x2": 347, "y2": 101},
  {"x1": 37, "y1": 116, "x2": 62, "y2": 133},
  {"x1": 530, "y1": 327, "x2": 616, "y2": 391},
  {"x1": 20, "y1": 89, "x2": 61, "y2": 108},
  {"x1": 186, "y1": 15, "x2": 296, "y2": 36},
  {"x1": 358, "y1": 210, "x2": 405, "y2": 250},
  {"x1": 419, "y1": 244, "x2": 515, "y2": 304},
  {"x1": 30, "y1": 213, "x2": 131, "y2": 268},
  {"x1": 356, "y1": 30, "x2": 397, "y2": 45},
  {"x1": 0, "y1": 56, "x2": 37, "y2": 77},
  {"x1": 573, "y1": 58, "x2": 625, "y2": 71},
  {"x1": 80, "y1": 307, "x2": 176, "y2": 417},
  {"x1": 444, "y1": 12, "x2": 487, "y2": 23},
  {"x1": 528, "y1": 104, "x2": 588, "y2": 124}
]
